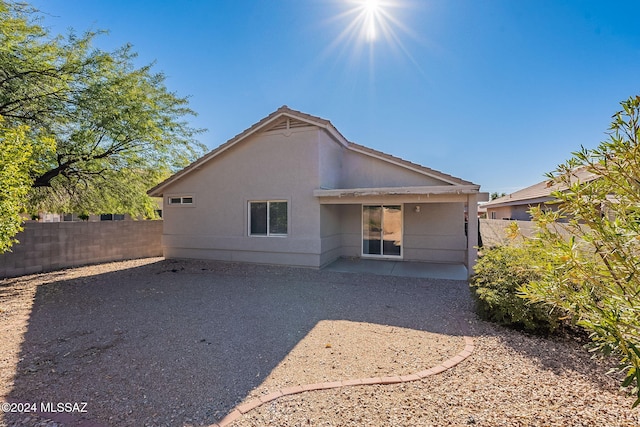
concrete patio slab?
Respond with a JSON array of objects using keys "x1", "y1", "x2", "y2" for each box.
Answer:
[{"x1": 323, "y1": 258, "x2": 468, "y2": 280}]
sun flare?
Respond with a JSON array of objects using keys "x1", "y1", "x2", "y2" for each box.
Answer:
[
  {"x1": 363, "y1": 0, "x2": 381, "y2": 12},
  {"x1": 331, "y1": 0, "x2": 407, "y2": 47},
  {"x1": 362, "y1": 0, "x2": 383, "y2": 42},
  {"x1": 321, "y1": 0, "x2": 422, "y2": 76}
]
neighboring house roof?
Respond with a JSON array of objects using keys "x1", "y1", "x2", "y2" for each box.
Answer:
[
  {"x1": 148, "y1": 106, "x2": 476, "y2": 196},
  {"x1": 483, "y1": 167, "x2": 598, "y2": 209}
]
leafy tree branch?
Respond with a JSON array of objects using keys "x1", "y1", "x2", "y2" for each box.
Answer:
[{"x1": 0, "y1": 0, "x2": 206, "y2": 251}]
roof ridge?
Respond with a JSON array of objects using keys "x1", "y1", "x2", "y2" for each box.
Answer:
[{"x1": 148, "y1": 106, "x2": 477, "y2": 196}]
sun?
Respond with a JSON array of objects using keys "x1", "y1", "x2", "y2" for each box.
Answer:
[
  {"x1": 320, "y1": 0, "x2": 421, "y2": 76},
  {"x1": 363, "y1": 0, "x2": 381, "y2": 11},
  {"x1": 362, "y1": 0, "x2": 382, "y2": 42},
  {"x1": 329, "y1": 0, "x2": 409, "y2": 47}
]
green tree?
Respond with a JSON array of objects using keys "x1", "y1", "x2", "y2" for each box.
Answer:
[
  {"x1": 0, "y1": 0, "x2": 205, "y2": 250},
  {"x1": 522, "y1": 95, "x2": 640, "y2": 407},
  {"x1": 27, "y1": 42, "x2": 205, "y2": 216},
  {"x1": 0, "y1": 117, "x2": 56, "y2": 251},
  {"x1": 490, "y1": 192, "x2": 506, "y2": 201},
  {"x1": 0, "y1": 1, "x2": 91, "y2": 124}
]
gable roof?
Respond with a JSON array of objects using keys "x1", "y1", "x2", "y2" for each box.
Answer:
[
  {"x1": 148, "y1": 106, "x2": 475, "y2": 196},
  {"x1": 483, "y1": 167, "x2": 598, "y2": 208}
]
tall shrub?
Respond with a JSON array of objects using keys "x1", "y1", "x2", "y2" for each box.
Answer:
[
  {"x1": 471, "y1": 242, "x2": 564, "y2": 334},
  {"x1": 522, "y1": 96, "x2": 640, "y2": 407}
]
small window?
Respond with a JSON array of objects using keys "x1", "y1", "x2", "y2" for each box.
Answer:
[
  {"x1": 99, "y1": 214, "x2": 125, "y2": 221},
  {"x1": 168, "y1": 196, "x2": 194, "y2": 205},
  {"x1": 249, "y1": 201, "x2": 288, "y2": 236},
  {"x1": 63, "y1": 213, "x2": 86, "y2": 221}
]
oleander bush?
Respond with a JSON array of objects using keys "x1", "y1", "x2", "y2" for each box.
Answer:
[
  {"x1": 521, "y1": 96, "x2": 640, "y2": 408},
  {"x1": 471, "y1": 244, "x2": 565, "y2": 334},
  {"x1": 476, "y1": 96, "x2": 640, "y2": 407}
]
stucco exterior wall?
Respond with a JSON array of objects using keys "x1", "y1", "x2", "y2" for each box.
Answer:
[
  {"x1": 340, "y1": 150, "x2": 447, "y2": 188},
  {"x1": 338, "y1": 205, "x2": 362, "y2": 258},
  {"x1": 403, "y1": 203, "x2": 466, "y2": 263},
  {"x1": 318, "y1": 136, "x2": 344, "y2": 190},
  {"x1": 511, "y1": 205, "x2": 534, "y2": 220},
  {"x1": 161, "y1": 126, "x2": 325, "y2": 267},
  {"x1": 319, "y1": 204, "x2": 342, "y2": 266},
  {"x1": 487, "y1": 206, "x2": 515, "y2": 220},
  {"x1": 487, "y1": 202, "x2": 560, "y2": 221}
]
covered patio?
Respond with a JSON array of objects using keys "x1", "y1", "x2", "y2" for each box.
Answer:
[
  {"x1": 322, "y1": 258, "x2": 468, "y2": 280},
  {"x1": 315, "y1": 185, "x2": 482, "y2": 275}
]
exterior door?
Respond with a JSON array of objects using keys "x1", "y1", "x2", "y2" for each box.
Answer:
[{"x1": 362, "y1": 205, "x2": 402, "y2": 257}]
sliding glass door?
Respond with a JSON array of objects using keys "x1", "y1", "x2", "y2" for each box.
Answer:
[{"x1": 362, "y1": 205, "x2": 402, "y2": 257}]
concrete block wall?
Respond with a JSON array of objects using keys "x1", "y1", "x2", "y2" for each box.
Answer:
[
  {"x1": 479, "y1": 219, "x2": 577, "y2": 248},
  {"x1": 479, "y1": 219, "x2": 539, "y2": 247},
  {"x1": 0, "y1": 221, "x2": 163, "y2": 278}
]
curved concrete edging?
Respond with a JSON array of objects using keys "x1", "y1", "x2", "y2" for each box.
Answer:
[{"x1": 211, "y1": 336, "x2": 475, "y2": 427}]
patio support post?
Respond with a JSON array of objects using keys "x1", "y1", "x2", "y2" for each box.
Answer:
[{"x1": 466, "y1": 193, "x2": 479, "y2": 278}]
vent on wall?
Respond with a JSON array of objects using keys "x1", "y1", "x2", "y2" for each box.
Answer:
[{"x1": 267, "y1": 117, "x2": 312, "y2": 132}]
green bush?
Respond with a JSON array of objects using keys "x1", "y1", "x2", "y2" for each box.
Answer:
[{"x1": 471, "y1": 245, "x2": 564, "y2": 334}]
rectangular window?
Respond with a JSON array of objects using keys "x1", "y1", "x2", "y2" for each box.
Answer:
[
  {"x1": 168, "y1": 196, "x2": 194, "y2": 205},
  {"x1": 249, "y1": 201, "x2": 288, "y2": 236},
  {"x1": 63, "y1": 213, "x2": 88, "y2": 221},
  {"x1": 99, "y1": 214, "x2": 125, "y2": 221}
]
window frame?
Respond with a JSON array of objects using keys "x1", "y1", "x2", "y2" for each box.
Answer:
[
  {"x1": 361, "y1": 204, "x2": 403, "y2": 259},
  {"x1": 167, "y1": 195, "x2": 195, "y2": 206},
  {"x1": 100, "y1": 213, "x2": 126, "y2": 221},
  {"x1": 248, "y1": 200, "x2": 289, "y2": 237}
]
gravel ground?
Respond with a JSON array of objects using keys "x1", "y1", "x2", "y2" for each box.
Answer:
[{"x1": 0, "y1": 258, "x2": 638, "y2": 427}]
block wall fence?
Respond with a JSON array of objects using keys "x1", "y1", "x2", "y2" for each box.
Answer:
[
  {"x1": 479, "y1": 218, "x2": 578, "y2": 248},
  {"x1": 0, "y1": 220, "x2": 163, "y2": 278},
  {"x1": 479, "y1": 219, "x2": 538, "y2": 247},
  {"x1": 1, "y1": 219, "x2": 563, "y2": 279}
]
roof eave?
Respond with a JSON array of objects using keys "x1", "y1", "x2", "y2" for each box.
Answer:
[
  {"x1": 346, "y1": 143, "x2": 475, "y2": 186},
  {"x1": 314, "y1": 185, "x2": 481, "y2": 198},
  {"x1": 484, "y1": 196, "x2": 556, "y2": 208}
]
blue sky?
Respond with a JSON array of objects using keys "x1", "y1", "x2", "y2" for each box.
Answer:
[{"x1": 29, "y1": 0, "x2": 640, "y2": 194}]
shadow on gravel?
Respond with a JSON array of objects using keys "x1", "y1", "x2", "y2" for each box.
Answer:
[
  {"x1": 471, "y1": 317, "x2": 625, "y2": 394},
  {"x1": 5, "y1": 259, "x2": 474, "y2": 426}
]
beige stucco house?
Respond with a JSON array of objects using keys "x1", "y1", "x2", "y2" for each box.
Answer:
[{"x1": 148, "y1": 106, "x2": 487, "y2": 270}]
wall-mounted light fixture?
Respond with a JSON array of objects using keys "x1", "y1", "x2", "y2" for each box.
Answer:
[{"x1": 414, "y1": 206, "x2": 421, "y2": 213}]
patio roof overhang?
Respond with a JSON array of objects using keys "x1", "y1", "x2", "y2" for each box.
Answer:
[{"x1": 313, "y1": 185, "x2": 484, "y2": 204}]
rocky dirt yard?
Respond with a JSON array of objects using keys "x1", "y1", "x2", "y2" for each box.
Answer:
[{"x1": 0, "y1": 258, "x2": 638, "y2": 426}]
